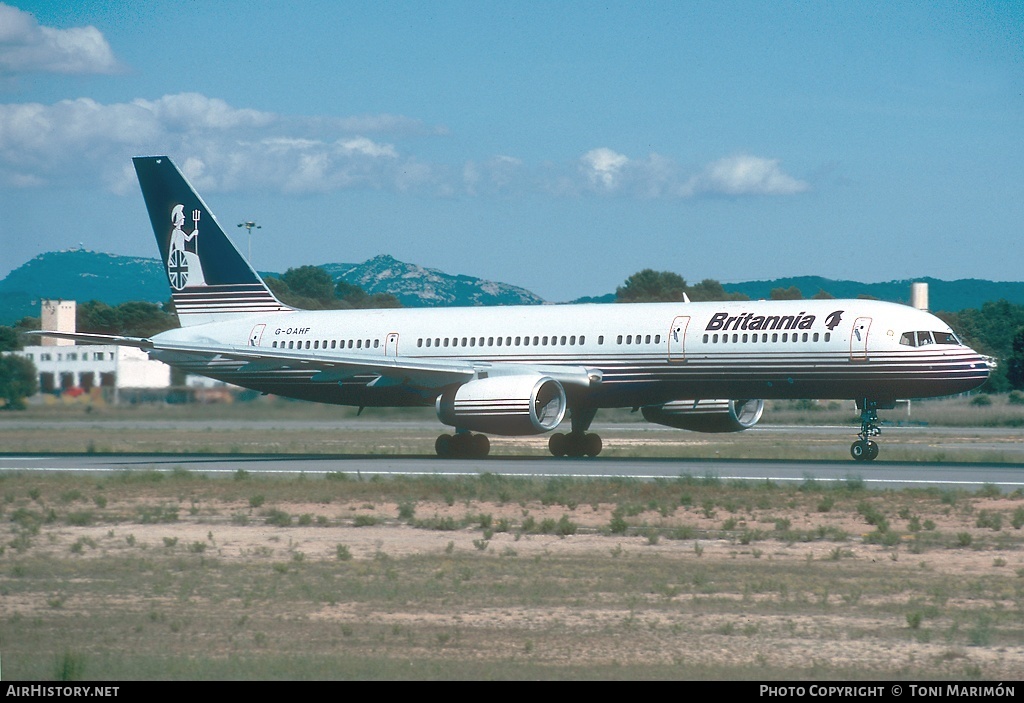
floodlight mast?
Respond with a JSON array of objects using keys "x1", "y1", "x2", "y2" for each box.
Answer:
[{"x1": 236, "y1": 221, "x2": 261, "y2": 264}]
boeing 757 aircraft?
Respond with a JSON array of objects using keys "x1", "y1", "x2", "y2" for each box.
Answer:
[{"x1": 36, "y1": 156, "x2": 990, "y2": 461}]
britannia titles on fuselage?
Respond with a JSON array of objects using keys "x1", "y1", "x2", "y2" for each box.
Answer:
[{"x1": 705, "y1": 311, "x2": 822, "y2": 332}]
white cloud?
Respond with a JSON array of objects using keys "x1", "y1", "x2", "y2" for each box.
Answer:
[
  {"x1": 0, "y1": 3, "x2": 120, "y2": 75},
  {"x1": 683, "y1": 154, "x2": 810, "y2": 196},
  {"x1": 580, "y1": 147, "x2": 629, "y2": 190},
  {"x1": 132, "y1": 93, "x2": 275, "y2": 132},
  {"x1": 0, "y1": 91, "x2": 810, "y2": 202},
  {"x1": 336, "y1": 137, "x2": 397, "y2": 159},
  {"x1": 572, "y1": 148, "x2": 808, "y2": 199},
  {"x1": 0, "y1": 93, "x2": 433, "y2": 194}
]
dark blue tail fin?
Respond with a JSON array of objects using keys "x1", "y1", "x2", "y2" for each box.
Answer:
[{"x1": 133, "y1": 156, "x2": 291, "y2": 326}]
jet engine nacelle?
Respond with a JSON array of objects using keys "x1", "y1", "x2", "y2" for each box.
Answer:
[
  {"x1": 641, "y1": 399, "x2": 764, "y2": 433},
  {"x1": 436, "y1": 375, "x2": 567, "y2": 436}
]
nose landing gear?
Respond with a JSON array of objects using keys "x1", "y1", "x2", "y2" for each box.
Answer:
[{"x1": 851, "y1": 400, "x2": 882, "y2": 461}]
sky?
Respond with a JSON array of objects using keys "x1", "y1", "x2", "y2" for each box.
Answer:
[{"x1": 0, "y1": 1, "x2": 1021, "y2": 302}]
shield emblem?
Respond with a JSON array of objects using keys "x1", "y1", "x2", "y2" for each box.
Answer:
[{"x1": 168, "y1": 249, "x2": 189, "y2": 290}]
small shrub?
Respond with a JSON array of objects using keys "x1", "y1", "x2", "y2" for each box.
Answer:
[
  {"x1": 353, "y1": 515, "x2": 379, "y2": 527},
  {"x1": 163, "y1": 536, "x2": 178, "y2": 548},
  {"x1": 54, "y1": 651, "x2": 86, "y2": 681},
  {"x1": 609, "y1": 511, "x2": 628, "y2": 535},
  {"x1": 1012, "y1": 508, "x2": 1024, "y2": 530},
  {"x1": 976, "y1": 511, "x2": 1003, "y2": 531},
  {"x1": 336, "y1": 544, "x2": 352, "y2": 561},
  {"x1": 556, "y1": 515, "x2": 578, "y2": 536},
  {"x1": 187, "y1": 541, "x2": 206, "y2": 554},
  {"x1": 249, "y1": 495, "x2": 266, "y2": 509},
  {"x1": 978, "y1": 483, "x2": 1002, "y2": 498},
  {"x1": 970, "y1": 394, "x2": 992, "y2": 406},
  {"x1": 264, "y1": 509, "x2": 291, "y2": 527},
  {"x1": 66, "y1": 511, "x2": 94, "y2": 526}
]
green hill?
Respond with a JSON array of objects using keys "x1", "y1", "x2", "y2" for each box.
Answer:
[
  {"x1": 0, "y1": 250, "x2": 169, "y2": 323},
  {"x1": 4, "y1": 249, "x2": 1023, "y2": 325},
  {"x1": 720, "y1": 276, "x2": 1024, "y2": 313}
]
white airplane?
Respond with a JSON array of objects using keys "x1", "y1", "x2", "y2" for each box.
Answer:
[{"x1": 36, "y1": 156, "x2": 990, "y2": 461}]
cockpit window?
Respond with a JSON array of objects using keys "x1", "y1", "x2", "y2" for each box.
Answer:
[{"x1": 900, "y1": 330, "x2": 961, "y2": 347}]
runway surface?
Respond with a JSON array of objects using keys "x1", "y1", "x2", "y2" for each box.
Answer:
[{"x1": 2, "y1": 452, "x2": 1022, "y2": 492}]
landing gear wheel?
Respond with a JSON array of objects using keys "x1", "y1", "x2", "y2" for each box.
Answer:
[
  {"x1": 471, "y1": 433, "x2": 490, "y2": 458},
  {"x1": 850, "y1": 399, "x2": 883, "y2": 462},
  {"x1": 565, "y1": 433, "x2": 586, "y2": 458},
  {"x1": 549, "y1": 432, "x2": 603, "y2": 457},
  {"x1": 548, "y1": 433, "x2": 567, "y2": 457},
  {"x1": 851, "y1": 439, "x2": 879, "y2": 462},
  {"x1": 435, "y1": 434, "x2": 453, "y2": 458},
  {"x1": 435, "y1": 433, "x2": 490, "y2": 458}
]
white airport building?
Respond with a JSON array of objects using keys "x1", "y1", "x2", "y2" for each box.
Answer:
[{"x1": 13, "y1": 300, "x2": 170, "y2": 396}]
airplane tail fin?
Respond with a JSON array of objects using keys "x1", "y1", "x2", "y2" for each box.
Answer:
[{"x1": 133, "y1": 156, "x2": 292, "y2": 327}]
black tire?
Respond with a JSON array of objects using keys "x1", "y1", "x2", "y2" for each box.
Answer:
[
  {"x1": 472, "y1": 433, "x2": 490, "y2": 458},
  {"x1": 548, "y1": 433, "x2": 567, "y2": 457},
  {"x1": 851, "y1": 440, "x2": 868, "y2": 461},
  {"x1": 866, "y1": 440, "x2": 879, "y2": 461},
  {"x1": 583, "y1": 433, "x2": 603, "y2": 457},
  {"x1": 435, "y1": 434, "x2": 453, "y2": 458},
  {"x1": 565, "y1": 433, "x2": 586, "y2": 458}
]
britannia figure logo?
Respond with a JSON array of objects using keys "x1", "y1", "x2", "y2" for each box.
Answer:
[{"x1": 167, "y1": 204, "x2": 207, "y2": 290}]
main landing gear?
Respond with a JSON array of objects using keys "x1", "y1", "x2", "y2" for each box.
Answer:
[
  {"x1": 548, "y1": 407, "x2": 603, "y2": 458},
  {"x1": 434, "y1": 408, "x2": 606, "y2": 459},
  {"x1": 435, "y1": 431, "x2": 490, "y2": 459},
  {"x1": 851, "y1": 399, "x2": 882, "y2": 462}
]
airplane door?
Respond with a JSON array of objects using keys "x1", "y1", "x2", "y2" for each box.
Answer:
[
  {"x1": 249, "y1": 324, "x2": 266, "y2": 346},
  {"x1": 385, "y1": 333, "x2": 399, "y2": 357},
  {"x1": 668, "y1": 316, "x2": 690, "y2": 361},
  {"x1": 850, "y1": 317, "x2": 871, "y2": 361}
]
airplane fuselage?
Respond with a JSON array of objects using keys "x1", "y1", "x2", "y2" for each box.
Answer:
[{"x1": 153, "y1": 297, "x2": 988, "y2": 409}]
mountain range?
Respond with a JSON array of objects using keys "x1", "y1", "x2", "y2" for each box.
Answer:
[{"x1": 2, "y1": 249, "x2": 1022, "y2": 325}]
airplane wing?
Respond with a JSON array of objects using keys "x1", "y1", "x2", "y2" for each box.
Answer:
[
  {"x1": 28, "y1": 331, "x2": 599, "y2": 391},
  {"x1": 25, "y1": 331, "x2": 154, "y2": 348}
]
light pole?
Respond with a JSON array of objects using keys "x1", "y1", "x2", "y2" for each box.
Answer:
[{"x1": 236, "y1": 221, "x2": 261, "y2": 265}]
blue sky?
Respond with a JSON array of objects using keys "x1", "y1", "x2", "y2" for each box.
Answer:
[{"x1": 1, "y1": 1, "x2": 1021, "y2": 301}]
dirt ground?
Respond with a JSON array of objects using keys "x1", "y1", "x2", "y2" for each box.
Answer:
[{"x1": 5, "y1": 485, "x2": 1024, "y2": 679}]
